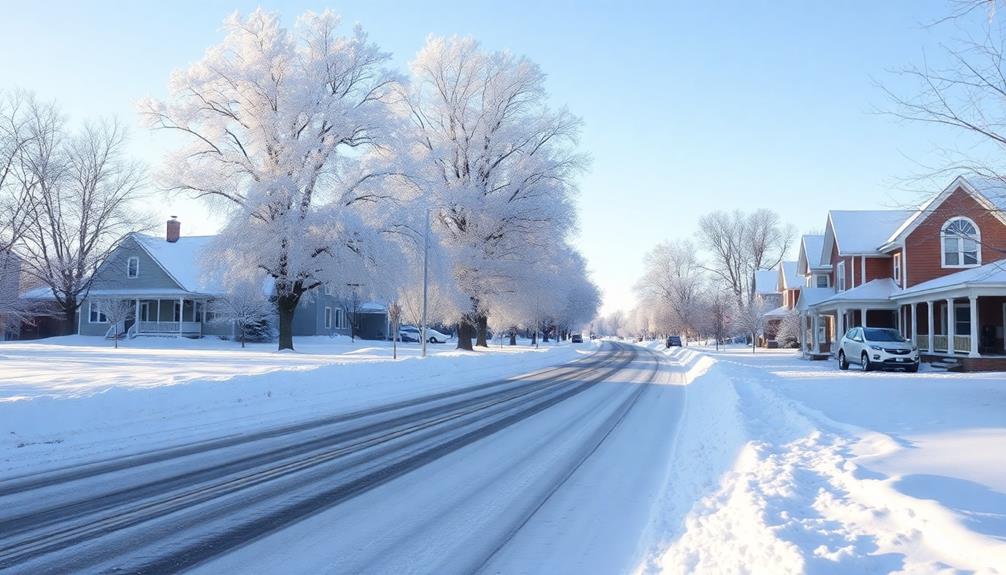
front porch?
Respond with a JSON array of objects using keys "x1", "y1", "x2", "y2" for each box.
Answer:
[
  {"x1": 897, "y1": 293, "x2": 1006, "y2": 359},
  {"x1": 127, "y1": 297, "x2": 208, "y2": 338}
]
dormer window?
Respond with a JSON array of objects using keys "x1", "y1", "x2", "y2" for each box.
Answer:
[
  {"x1": 126, "y1": 256, "x2": 139, "y2": 278},
  {"x1": 816, "y1": 274, "x2": 829, "y2": 288},
  {"x1": 942, "y1": 217, "x2": 980, "y2": 268}
]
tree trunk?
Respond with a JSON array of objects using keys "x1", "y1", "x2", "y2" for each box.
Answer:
[
  {"x1": 751, "y1": 331, "x2": 757, "y2": 353},
  {"x1": 475, "y1": 314, "x2": 489, "y2": 348},
  {"x1": 456, "y1": 319, "x2": 474, "y2": 351},
  {"x1": 509, "y1": 330, "x2": 517, "y2": 346},
  {"x1": 277, "y1": 293, "x2": 300, "y2": 351},
  {"x1": 60, "y1": 300, "x2": 77, "y2": 335},
  {"x1": 531, "y1": 331, "x2": 537, "y2": 345}
]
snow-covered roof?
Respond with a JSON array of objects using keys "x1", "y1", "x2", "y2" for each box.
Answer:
[
  {"x1": 358, "y1": 302, "x2": 387, "y2": 313},
  {"x1": 893, "y1": 259, "x2": 1006, "y2": 299},
  {"x1": 801, "y1": 235, "x2": 827, "y2": 270},
  {"x1": 779, "y1": 261, "x2": 801, "y2": 290},
  {"x1": 827, "y1": 210, "x2": 915, "y2": 256},
  {"x1": 815, "y1": 278, "x2": 900, "y2": 306},
  {"x1": 795, "y1": 287, "x2": 836, "y2": 311},
  {"x1": 20, "y1": 286, "x2": 56, "y2": 300},
  {"x1": 754, "y1": 269, "x2": 779, "y2": 295},
  {"x1": 132, "y1": 234, "x2": 227, "y2": 295},
  {"x1": 763, "y1": 305, "x2": 792, "y2": 319}
]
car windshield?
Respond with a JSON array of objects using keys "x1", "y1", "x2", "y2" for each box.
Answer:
[
  {"x1": 863, "y1": 328, "x2": 906, "y2": 342},
  {"x1": 401, "y1": 327, "x2": 419, "y2": 332}
]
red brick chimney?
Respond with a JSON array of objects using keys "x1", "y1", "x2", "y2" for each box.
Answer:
[{"x1": 166, "y1": 216, "x2": 180, "y2": 243}]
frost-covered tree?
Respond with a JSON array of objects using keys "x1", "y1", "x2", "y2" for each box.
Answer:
[
  {"x1": 1, "y1": 92, "x2": 34, "y2": 259},
  {"x1": 735, "y1": 295, "x2": 770, "y2": 353},
  {"x1": 210, "y1": 281, "x2": 275, "y2": 348},
  {"x1": 697, "y1": 209, "x2": 794, "y2": 307},
  {"x1": 16, "y1": 98, "x2": 145, "y2": 334},
  {"x1": 96, "y1": 298, "x2": 134, "y2": 349},
  {"x1": 399, "y1": 36, "x2": 584, "y2": 350},
  {"x1": 635, "y1": 239, "x2": 705, "y2": 338},
  {"x1": 142, "y1": 10, "x2": 404, "y2": 351}
]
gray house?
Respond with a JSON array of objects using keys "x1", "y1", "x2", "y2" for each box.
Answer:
[{"x1": 78, "y1": 218, "x2": 365, "y2": 340}]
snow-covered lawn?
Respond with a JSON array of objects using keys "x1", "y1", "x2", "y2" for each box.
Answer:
[
  {"x1": 0, "y1": 335, "x2": 585, "y2": 475},
  {"x1": 639, "y1": 345, "x2": 1006, "y2": 575}
]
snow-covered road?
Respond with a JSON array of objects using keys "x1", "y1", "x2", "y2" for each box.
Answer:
[{"x1": 0, "y1": 341, "x2": 687, "y2": 574}]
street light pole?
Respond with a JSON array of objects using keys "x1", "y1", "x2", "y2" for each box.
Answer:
[{"x1": 421, "y1": 208, "x2": 430, "y2": 358}]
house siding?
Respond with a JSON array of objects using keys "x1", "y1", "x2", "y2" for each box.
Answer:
[
  {"x1": 89, "y1": 236, "x2": 184, "y2": 292},
  {"x1": 905, "y1": 186, "x2": 1006, "y2": 287},
  {"x1": 864, "y1": 256, "x2": 891, "y2": 283}
]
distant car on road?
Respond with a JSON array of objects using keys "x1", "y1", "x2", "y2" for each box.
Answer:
[
  {"x1": 666, "y1": 336, "x2": 682, "y2": 348},
  {"x1": 570, "y1": 334, "x2": 583, "y2": 343},
  {"x1": 399, "y1": 326, "x2": 451, "y2": 344},
  {"x1": 838, "y1": 327, "x2": 919, "y2": 372}
]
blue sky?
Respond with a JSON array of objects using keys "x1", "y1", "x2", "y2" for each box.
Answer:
[{"x1": 2, "y1": 1, "x2": 968, "y2": 313}]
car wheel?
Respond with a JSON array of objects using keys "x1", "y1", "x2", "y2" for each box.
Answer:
[
  {"x1": 838, "y1": 350, "x2": 849, "y2": 370},
  {"x1": 861, "y1": 352, "x2": 873, "y2": 372},
  {"x1": 429, "y1": 337, "x2": 437, "y2": 343}
]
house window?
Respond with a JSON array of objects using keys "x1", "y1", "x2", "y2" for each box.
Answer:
[
  {"x1": 954, "y1": 303, "x2": 971, "y2": 336},
  {"x1": 335, "y1": 308, "x2": 346, "y2": 329},
  {"x1": 324, "y1": 306, "x2": 333, "y2": 329},
  {"x1": 942, "y1": 217, "x2": 980, "y2": 267},
  {"x1": 815, "y1": 274, "x2": 829, "y2": 288},
  {"x1": 323, "y1": 284, "x2": 333, "y2": 296},
  {"x1": 893, "y1": 253, "x2": 902, "y2": 285},
  {"x1": 174, "y1": 302, "x2": 181, "y2": 322},
  {"x1": 126, "y1": 256, "x2": 139, "y2": 278},
  {"x1": 88, "y1": 301, "x2": 108, "y2": 323},
  {"x1": 836, "y1": 261, "x2": 846, "y2": 291}
]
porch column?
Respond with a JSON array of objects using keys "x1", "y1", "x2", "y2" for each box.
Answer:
[
  {"x1": 860, "y1": 307, "x2": 868, "y2": 328},
  {"x1": 179, "y1": 297, "x2": 184, "y2": 337},
  {"x1": 947, "y1": 298, "x2": 955, "y2": 354},
  {"x1": 808, "y1": 313, "x2": 816, "y2": 355},
  {"x1": 896, "y1": 306, "x2": 903, "y2": 335},
  {"x1": 910, "y1": 302, "x2": 918, "y2": 345},
  {"x1": 969, "y1": 294, "x2": 980, "y2": 358},
  {"x1": 135, "y1": 298, "x2": 140, "y2": 335},
  {"x1": 926, "y1": 300, "x2": 934, "y2": 353},
  {"x1": 837, "y1": 306, "x2": 845, "y2": 340}
]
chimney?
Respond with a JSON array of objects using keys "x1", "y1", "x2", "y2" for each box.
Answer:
[{"x1": 166, "y1": 216, "x2": 180, "y2": 243}]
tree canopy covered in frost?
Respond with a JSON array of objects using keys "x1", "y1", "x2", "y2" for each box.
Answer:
[
  {"x1": 397, "y1": 36, "x2": 589, "y2": 349},
  {"x1": 142, "y1": 9, "x2": 410, "y2": 350}
]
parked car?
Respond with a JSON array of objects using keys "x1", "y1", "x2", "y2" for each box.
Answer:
[
  {"x1": 399, "y1": 325, "x2": 451, "y2": 344},
  {"x1": 570, "y1": 334, "x2": 583, "y2": 343},
  {"x1": 666, "y1": 335, "x2": 682, "y2": 348},
  {"x1": 838, "y1": 327, "x2": 919, "y2": 372}
]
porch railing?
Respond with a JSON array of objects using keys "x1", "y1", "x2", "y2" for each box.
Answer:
[
  {"x1": 954, "y1": 335, "x2": 971, "y2": 353},
  {"x1": 138, "y1": 321, "x2": 202, "y2": 335},
  {"x1": 933, "y1": 335, "x2": 948, "y2": 352},
  {"x1": 917, "y1": 334, "x2": 928, "y2": 351}
]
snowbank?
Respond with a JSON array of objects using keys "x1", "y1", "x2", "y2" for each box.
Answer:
[{"x1": 638, "y1": 347, "x2": 1006, "y2": 575}]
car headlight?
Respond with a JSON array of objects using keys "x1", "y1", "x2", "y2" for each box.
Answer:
[{"x1": 870, "y1": 345, "x2": 882, "y2": 351}]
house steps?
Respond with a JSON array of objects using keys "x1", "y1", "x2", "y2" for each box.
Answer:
[{"x1": 928, "y1": 357, "x2": 962, "y2": 372}]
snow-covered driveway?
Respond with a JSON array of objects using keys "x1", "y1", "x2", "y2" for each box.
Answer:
[{"x1": 0, "y1": 341, "x2": 689, "y2": 574}]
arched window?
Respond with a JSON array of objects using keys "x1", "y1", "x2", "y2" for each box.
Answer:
[{"x1": 942, "y1": 217, "x2": 980, "y2": 267}]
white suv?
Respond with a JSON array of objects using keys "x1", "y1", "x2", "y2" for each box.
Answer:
[{"x1": 838, "y1": 327, "x2": 920, "y2": 372}]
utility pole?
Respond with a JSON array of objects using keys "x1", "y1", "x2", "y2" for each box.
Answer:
[{"x1": 421, "y1": 208, "x2": 430, "y2": 358}]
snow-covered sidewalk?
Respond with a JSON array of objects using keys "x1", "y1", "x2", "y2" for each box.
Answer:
[
  {"x1": 0, "y1": 335, "x2": 585, "y2": 475},
  {"x1": 639, "y1": 346, "x2": 1006, "y2": 575}
]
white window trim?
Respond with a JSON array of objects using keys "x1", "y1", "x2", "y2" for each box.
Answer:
[
  {"x1": 126, "y1": 256, "x2": 140, "y2": 279},
  {"x1": 836, "y1": 261, "x2": 846, "y2": 292},
  {"x1": 941, "y1": 216, "x2": 981, "y2": 269},
  {"x1": 88, "y1": 301, "x2": 108, "y2": 324},
  {"x1": 893, "y1": 253, "x2": 902, "y2": 286},
  {"x1": 335, "y1": 308, "x2": 346, "y2": 329},
  {"x1": 324, "y1": 306, "x2": 333, "y2": 329},
  {"x1": 815, "y1": 274, "x2": 830, "y2": 288}
]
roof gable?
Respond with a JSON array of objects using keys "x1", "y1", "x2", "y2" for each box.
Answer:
[
  {"x1": 881, "y1": 175, "x2": 1006, "y2": 250},
  {"x1": 131, "y1": 233, "x2": 227, "y2": 294},
  {"x1": 797, "y1": 234, "x2": 826, "y2": 275}
]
